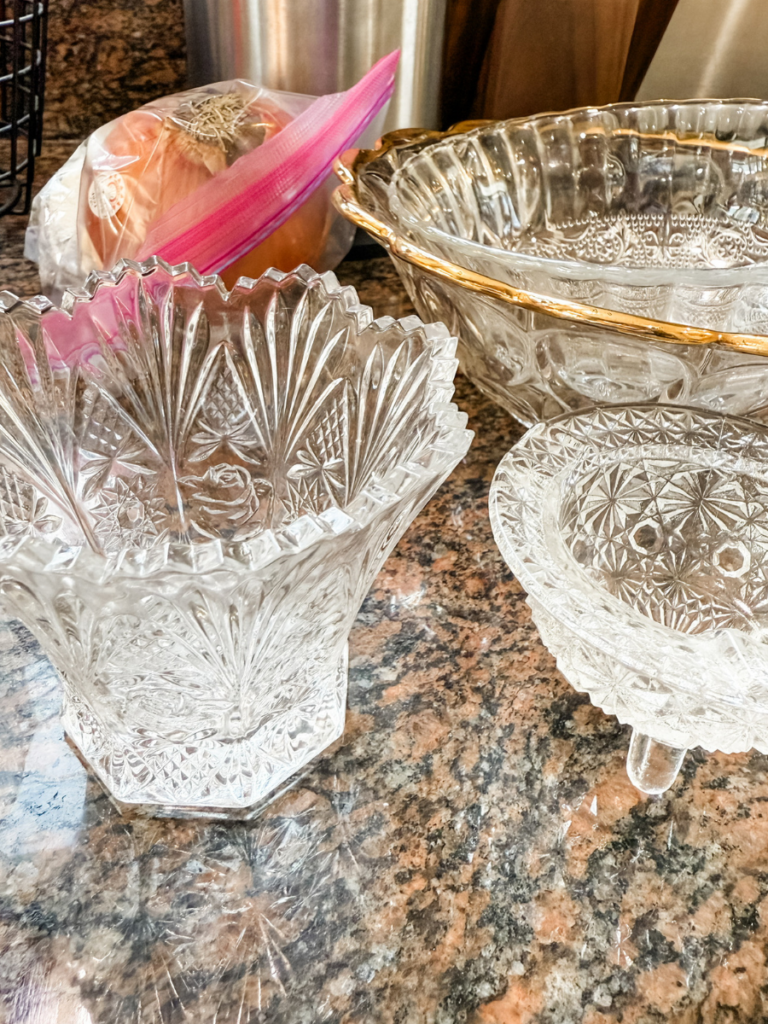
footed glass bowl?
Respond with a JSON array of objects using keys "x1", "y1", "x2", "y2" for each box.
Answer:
[
  {"x1": 0, "y1": 260, "x2": 471, "y2": 816},
  {"x1": 490, "y1": 403, "x2": 768, "y2": 795},
  {"x1": 336, "y1": 100, "x2": 768, "y2": 425}
]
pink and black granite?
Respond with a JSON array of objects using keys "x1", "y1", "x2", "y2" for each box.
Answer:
[
  {"x1": 5, "y1": 4, "x2": 768, "y2": 1014},
  {"x1": 1, "y1": 220, "x2": 768, "y2": 1021}
]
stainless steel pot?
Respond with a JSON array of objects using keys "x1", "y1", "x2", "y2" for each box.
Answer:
[{"x1": 182, "y1": 0, "x2": 447, "y2": 131}]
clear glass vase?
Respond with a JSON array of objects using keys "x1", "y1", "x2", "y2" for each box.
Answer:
[{"x1": 0, "y1": 260, "x2": 471, "y2": 816}]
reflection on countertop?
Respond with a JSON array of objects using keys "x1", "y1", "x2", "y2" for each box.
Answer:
[{"x1": 2, "y1": 197, "x2": 768, "y2": 1023}]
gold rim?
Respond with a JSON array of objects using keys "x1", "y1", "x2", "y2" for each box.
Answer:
[
  {"x1": 335, "y1": 119, "x2": 493, "y2": 183},
  {"x1": 332, "y1": 110, "x2": 768, "y2": 360}
]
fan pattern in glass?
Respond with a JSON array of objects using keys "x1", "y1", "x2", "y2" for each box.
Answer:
[
  {"x1": 489, "y1": 404, "x2": 768, "y2": 753},
  {"x1": 0, "y1": 261, "x2": 471, "y2": 815}
]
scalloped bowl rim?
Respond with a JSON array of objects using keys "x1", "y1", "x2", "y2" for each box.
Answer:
[
  {"x1": 0, "y1": 258, "x2": 472, "y2": 580},
  {"x1": 381, "y1": 98, "x2": 768, "y2": 289}
]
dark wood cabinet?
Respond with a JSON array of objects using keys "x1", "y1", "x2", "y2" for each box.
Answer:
[{"x1": 441, "y1": 0, "x2": 680, "y2": 127}]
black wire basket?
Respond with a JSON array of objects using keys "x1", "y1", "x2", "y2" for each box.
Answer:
[{"x1": 0, "y1": 0, "x2": 47, "y2": 216}]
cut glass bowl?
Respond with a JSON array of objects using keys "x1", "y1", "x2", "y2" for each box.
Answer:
[
  {"x1": 338, "y1": 100, "x2": 768, "y2": 425},
  {"x1": 0, "y1": 259, "x2": 471, "y2": 816},
  {"x1": 490, "y1": 403, "x2": 768, "y2": 795}
]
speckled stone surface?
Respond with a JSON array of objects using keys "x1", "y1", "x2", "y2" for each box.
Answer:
[
  {"x1": 44, "y1": 0, "x2": 187, "y2": 139},
  {"x1": 3, "y1": 228, "x2": 768, "y2": 1020}
]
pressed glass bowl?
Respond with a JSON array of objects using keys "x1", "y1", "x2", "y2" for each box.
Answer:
[
  {"x1": 0, "y1": 259, "x2": 471, "y2": 816},
  {"x1": 490, "y1": 403, "x2": 768, "y2": 795},
  {"x1": 335, "y1": 100, "x2": 768, "y2": 426}
]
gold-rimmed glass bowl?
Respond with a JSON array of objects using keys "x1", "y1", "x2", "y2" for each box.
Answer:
[{"x1": 336, "y1": 100, "x2": 768, "y2": 426}]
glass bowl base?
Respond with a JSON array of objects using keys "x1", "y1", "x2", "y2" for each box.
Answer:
[{"x1": 61, "y1": 648, "x2": 348, "y2": 819}]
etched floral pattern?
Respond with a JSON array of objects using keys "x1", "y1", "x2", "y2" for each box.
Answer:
[
  {"x1": 181, "y1": 463, "x2": 263, "y2": 539},
  {"x1": 90, "y1": 477, "x2": 168, "y2": 550},
  {"x1": 510, "y1": 211, "x2": 768, "y2": 270},
  {"x1": 0, "y1": 466, "x2": 61, "y2": 541},
  {"x1": 559, "y1": 456, "x2": 768, "y2": 637}
]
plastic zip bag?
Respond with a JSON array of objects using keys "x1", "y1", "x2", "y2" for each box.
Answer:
[
  {"x1": 26, "y1": 53, "x2": 397, "y2": 302},
  {"x1": 138, "y1": 52, "x2": 398, "y2": 275},
  {"x1": 24, "y1": 142, "x2": 89, "y2": 301},
  {"x1": 82, "y1": 84, "x2": 308, "y2": 272}
]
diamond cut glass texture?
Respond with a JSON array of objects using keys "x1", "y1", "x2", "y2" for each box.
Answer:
[
  {"x1": 0, "y1": 260, "x2": 471, "y2": 816},
  {"x1": 489, "y1": 404, "x2": 768, "y2": 775},
  {"x1": 352, "y1": 100, "x2": 768, "y2": 425}
]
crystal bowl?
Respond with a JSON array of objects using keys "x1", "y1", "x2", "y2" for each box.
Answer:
[
  {"x1": 490, "y1": 403, "x2": 768, "y2": 795},
  {"x1": 0, "y1": 260, "x2": 471, "y2": 816},
  {"x1": 335, "y1": 100, "x2": 768, "y2": 425}
]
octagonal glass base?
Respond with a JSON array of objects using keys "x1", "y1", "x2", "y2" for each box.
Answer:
[{"x1": 61, "y1": 648, "x2": 348, "y2": 819}]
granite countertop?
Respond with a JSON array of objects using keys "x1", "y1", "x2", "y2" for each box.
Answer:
[{"x1": 3, "y1": 165, "x2": 768, "y2": 1024}]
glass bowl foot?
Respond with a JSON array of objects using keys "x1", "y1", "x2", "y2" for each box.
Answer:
[{"x1": 626, "y1": 729, "x2": 687, "y2": 796}]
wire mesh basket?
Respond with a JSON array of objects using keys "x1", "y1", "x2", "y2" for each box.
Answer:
[{"x1": 0, "y1": 0, "x2": 47, "y2": 216}]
